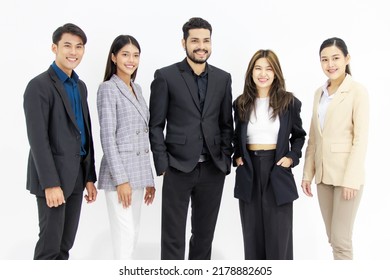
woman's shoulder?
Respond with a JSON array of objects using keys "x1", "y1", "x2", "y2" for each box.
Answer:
[
  {"x1": 98, "y1": 79, "x2": 116, "y2": 90},
  {"x1": 131, "y1": 81, "x2": 142, "y2": 92},
  {"x1": 344, "y1": 75, "x2": 368, "y2": 98}
]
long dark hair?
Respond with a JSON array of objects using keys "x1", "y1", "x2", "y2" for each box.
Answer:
[
  {"x1": 319, "y1": 37, "x2": 351, "y2": 75},
  {"x1": 103, "y1": 35, "x2": 141, "y2": 82},
  {"x1": 236, "y1": 49, "x2": 293, "y2": 122}
]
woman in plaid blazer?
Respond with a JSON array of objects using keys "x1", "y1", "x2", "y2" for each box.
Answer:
[{"x1": 97, "y1": 35, "x2": 155, "y2": 259}]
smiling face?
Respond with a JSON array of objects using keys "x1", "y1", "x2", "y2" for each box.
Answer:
[
  {"x1": 51, "y1": 33, "x2": 85, "y2": 76},
  {"x1": 111, "y1": 43, "x2": 140, "y2": 82},
  {"x1": 252, "y1": 57, "x2": 275, "y2": 96},
  {"x1": 320, "y1": 45, "x2": 350, "y2": 81},
  {"x1": 182, "y1": 28, "x2": 211, "y2": 65}
]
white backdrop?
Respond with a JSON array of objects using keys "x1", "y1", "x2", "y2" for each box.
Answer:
[{"x1": 0, "y1": 0, "x2": 389, "y2": 260}]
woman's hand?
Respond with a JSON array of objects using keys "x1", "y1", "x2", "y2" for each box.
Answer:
[
  {"x1": 343, "y1": 187, "x2": 358, "y2": 200},
  {"x1": 144, "y1": 186, "x2": 156, "y2": 205},
  {"x1": 236, "y1": 157, "x2": 244, "y2": 166},
  {"x1": 117, "y1": 182, "x2": 132, "y2": 208},
  {"x1": 301, "y1": 180, "x2": 313, "y2": 197},
  {"x1": 276, "y1": 156, "x2": 293, "y2": 168}
]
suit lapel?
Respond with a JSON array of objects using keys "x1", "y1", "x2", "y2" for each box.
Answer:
[
  {"x1": 113, "y1": 75, "x2": 149, "y2": 124},
  {"x1": 49, "y1": 68, "x2": 79, "y2": 130},
  {"x1": 178, "y1": 60, "x2": 201, "y2": 112},
  {"x1": 202, "y1": 65, "x2": 215, "y2": 116},
  {"x1": 276, "y1": 110, "x2": 289, "y2": 160},
  {"x1": 322, "y1": 75, "x2": 352, "y2": 131},
  {"x1": 313, "y1": 89, "x2": 323, "y2": 136},
  {"x1": 323, "y1": 91, "x2": 346, "y2": 130},
  {"x1": 79, "y1": 82, "x2": 91, "y2": 136}
]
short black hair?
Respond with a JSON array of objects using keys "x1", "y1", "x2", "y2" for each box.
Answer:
[
  {"x1": 52, "y1": 23, "x2": 87, "y2": 45},
  {"x1": 182, "y1": 17, "x2": 212, "y2": 41}
]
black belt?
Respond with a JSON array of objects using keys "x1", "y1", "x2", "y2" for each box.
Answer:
[
  {"x1": 248, "y1": 149, "x2": 275, "y2": 157},
  {"x1": 198, "y1": 154, "x2": 210, "y2": 163}
]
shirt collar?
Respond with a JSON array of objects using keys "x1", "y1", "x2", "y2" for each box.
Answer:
[
  {"x1": 184, "y1": 59, "x2": 208, "y2": 77},
  {"x1": 51, "y1": 61, "x2": 79, "y2": 83}
]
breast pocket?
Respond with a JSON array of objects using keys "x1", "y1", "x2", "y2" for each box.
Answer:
[{"x1": 117, "y1": 143, "x2": 134, "y2": 164}]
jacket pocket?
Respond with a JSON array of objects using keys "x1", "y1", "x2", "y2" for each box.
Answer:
[{"x1": 270, "y1": 165, "x2": 299, "y2": 206}]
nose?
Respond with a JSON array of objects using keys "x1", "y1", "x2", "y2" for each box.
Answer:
[
  {"x1": 129, "y1": 54, "x2": 137, "y2": 62},
  {"x1": 69, "y1": 46, "x2": 77, "y2": 54},
  {"x1": 198, "y1": 41, "x2": 205, "y2": 49}
]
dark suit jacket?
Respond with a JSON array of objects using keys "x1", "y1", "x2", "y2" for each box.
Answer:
[
  {"x1": 233, "y1": 97, "x2": 306, "y2": 203},
  {"x1": 23, "y1": 66, "x2": 96, "y2": 199},
  {"x1": 149, "y1": 59, "x2": 233, "y2": 175}
]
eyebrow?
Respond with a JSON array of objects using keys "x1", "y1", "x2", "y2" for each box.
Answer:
[
  {"x1": 321, "y1": 54, "x2": 341, "y2": 58},
  {"x1": 121, "y1": 50, "x2": 140, "y2": 54},
  {"x1": 63, "y1": 41, "x2": 84, "y2": 46},
  {"x1": 189, "y1": 37, "x2": 211, "y2": 40}
]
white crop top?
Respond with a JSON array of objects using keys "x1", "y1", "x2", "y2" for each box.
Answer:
[{"x1": 247, "y1": 97, "x2": 280, "y2": 144}]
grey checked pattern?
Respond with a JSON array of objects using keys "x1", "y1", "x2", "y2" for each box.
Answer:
[{"x1": 97, "y1": 74, "x2": 154, "y2": 190}]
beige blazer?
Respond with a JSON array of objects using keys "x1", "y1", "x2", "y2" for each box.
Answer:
[{"x1": 302, "y1": 74, "x2": 369, "y2": 190}]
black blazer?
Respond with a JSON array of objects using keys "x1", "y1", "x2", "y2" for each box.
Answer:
[
  {"x1": 23, "y1": 67, "x2": 96, "y2": 199},
  {"x1": 233, "y1": 97, "x2": 306, "y2": 203},
  {"x1": 149, "y1": 59, "x2": 233, "y2": 175}
]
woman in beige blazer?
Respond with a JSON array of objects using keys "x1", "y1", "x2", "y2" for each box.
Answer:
[
  {"x1": 97, "y1": 35, "x2": 155, "y2": 259},
  {"x1": 301, "y1": 37, "x2": 369, "y2": 260}
]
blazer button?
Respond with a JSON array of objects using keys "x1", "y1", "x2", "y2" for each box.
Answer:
[
  {"x1": 136, "y1": 151, "x2": 140, "y2": 156},
  {"x1": 145, "y1": 149, "x2": 149, "y2": 153},
  {"x1": 136, "y1": 130, "x2": 140, "y2": 135},
  {"x1": 144, "y1": 128, "x2": 149, "y2": 133}
]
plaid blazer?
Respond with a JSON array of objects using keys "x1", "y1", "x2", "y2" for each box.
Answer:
[{"x1": 97, "y1": 74, "x2": 154, "y2": 190}]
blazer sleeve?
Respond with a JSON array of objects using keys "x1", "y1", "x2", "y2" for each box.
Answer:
[
  {"x1": 97, "y1": 82, "x2": 128, "y2": 186},
  {"x1": 342, "y1": 86, "x2": 369, "y2": 189},
  {"x1": 232, "y1": 100, "x2": 242, "y2": 167},
  {"x1": 79, "y1": 80, "x2": 97, "y2": 183},
  {"x1": 286, "y1": 97, "x2": 306, "y2": 167},
  {"x1": 302, "y1": 114, "x2": 316, "y2": 182},
  {"x1": 149, "y1": 69, "x2": 170, "y2": 175},
  {"x1": 23, "y1": 78, "x2": 61, "y2": 189},
  {"x1": 219, "y1": 73, "x2": 234, "y2": 160}
]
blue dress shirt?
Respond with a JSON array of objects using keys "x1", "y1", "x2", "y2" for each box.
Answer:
[{"x1": 51, "y1": 62, "x2": 87, "y2": 156}]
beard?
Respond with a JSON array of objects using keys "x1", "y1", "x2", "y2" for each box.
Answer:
[{"x1": 185, "y1": 48, "x2": 211, "y2": 64}]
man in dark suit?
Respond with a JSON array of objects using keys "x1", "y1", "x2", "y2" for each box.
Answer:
[
  {"x1": 23, "y1": 23, "x2": 97, "y2": 260},
  {"x1": 149, "y1": 17, "x2": 233, "y2": 260}
]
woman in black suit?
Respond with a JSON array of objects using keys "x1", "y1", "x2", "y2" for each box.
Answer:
[{"x1": 233, "y1": 49, "x2": 306, "y2": 260}]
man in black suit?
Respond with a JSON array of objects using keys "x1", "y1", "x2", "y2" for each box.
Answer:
[
  {"x1": 23, "y1": 23, "x2": 97, "y2": 260},
  {"x1": 149, "y1": 17, "x2": 233, "y2": 260}
]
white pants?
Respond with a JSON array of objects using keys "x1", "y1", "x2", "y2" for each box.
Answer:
[{"x1": 105, "y1": 188, "x2": 143, "y2": 259}]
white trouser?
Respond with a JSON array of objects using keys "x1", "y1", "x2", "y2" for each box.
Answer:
[{"x1": 105, "y1": 188, "x2": 143, "y2": 259}]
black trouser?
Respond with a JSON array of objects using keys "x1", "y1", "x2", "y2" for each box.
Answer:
[
  {"x1": 161, "y1": 160, "x2": 225, "y2": 260},
  {"x1": 34, "y1": 164, "x2": 84, "y2": 260},
  {"x1": 239, "y1": 150, "x2": 293, "y2": 260}
]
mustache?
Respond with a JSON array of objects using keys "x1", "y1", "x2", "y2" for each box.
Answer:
[{"x1": 193, "y1": 49, "x2": 208, "y2": 54}]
